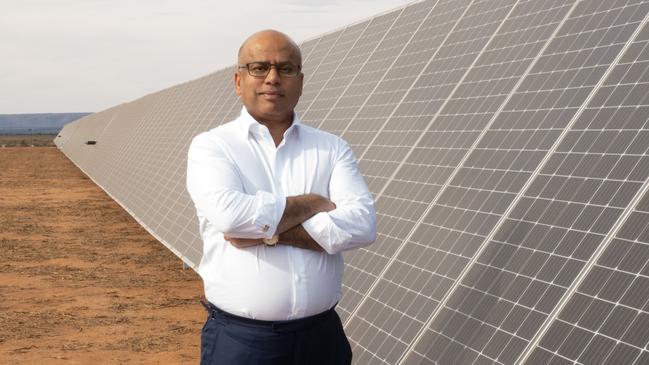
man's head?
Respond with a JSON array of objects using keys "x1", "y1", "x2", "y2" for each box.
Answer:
[{"x1": 235, "y1": 30, "x2": 303, "y2": 126}]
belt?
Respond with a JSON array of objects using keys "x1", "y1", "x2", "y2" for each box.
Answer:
[{"x1": 201, "y1": 300, "x2": 336, "y2": 333}]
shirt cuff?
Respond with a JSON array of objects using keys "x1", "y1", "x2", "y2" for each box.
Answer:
[
  {"x1": 252, "y1": 191, "x2": 286, "y2": 238},
  {"x1": 302, "y1": 212, "x2": 353, "y2": 254}
]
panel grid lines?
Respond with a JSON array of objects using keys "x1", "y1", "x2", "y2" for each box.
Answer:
[
  {"x1": 553, "y1": 309, "x2": 649, "y2": 354},
  {"x1": 409, "y1": 296, "x2": 545, "y2": 363},
  {"x1": 332, "y1": 2, "x2": 469, "y2": 331},
  {"x1": 342, "y1": 0, "x2": 596, "y2": 362},
  {"x1": 394, "y1": 0, "x2": 599, "y2": 362},
  {"x1": 348, "y1": 338, "x2": 392, "y2": 365},
  {"x1": 340, "y1": 0, "x2": 478, "y2": 333},
  {"x1": 132, "y1": 88, "x2": 198, "y2": 219},
  {"x1": 295, "y1": 29, "x2": 348, "y2": 117},
  {"x1": 331, "y1": 0, "x2": 448, "y2": 139},
  {"x1": 55, "y1": 0, "x2": 649, "y2": 363},
  {"x1": 352, "y1": 0, "x2": 493, "y2": 165},
  {"x1": 411, "y1": 327, "x2": 501, "y2": 365},
  {"x1": 346, "y1": 2, "x2": 568, "y2": 362},
  {"x1": 301, "y1": 8, "x2": 403, "y2": 122},
  {"x1": 511, "y1": 11, "x2": 649, "y2": 365},
  {"x1": 299, "y1": 36, "x2": 323, "y2": 64},
  {"x1": 370, "y1": 0, "x2": 524, "y2": 205},
  {"x1": 519, "y1": 13, "x2": 649, "y2": 365}
]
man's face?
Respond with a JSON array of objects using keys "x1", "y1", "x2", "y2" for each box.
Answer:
[{"x1": 235, "y1": 33, "x2": 303, "y2": 125}]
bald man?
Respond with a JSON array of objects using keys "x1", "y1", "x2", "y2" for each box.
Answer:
[{"x1": 187, "y1": 30, "x2": 377, "y2": 365}]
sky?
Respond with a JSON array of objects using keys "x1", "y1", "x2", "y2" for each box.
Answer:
[{"x1": 1, "y1": 0, "x2": 415, "y2": 114}]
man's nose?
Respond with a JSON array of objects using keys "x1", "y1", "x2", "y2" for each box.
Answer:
[{"x1": 264, "y1": 67, "x2": 281, "y2": 84}]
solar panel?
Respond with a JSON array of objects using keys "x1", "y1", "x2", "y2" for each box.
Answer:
[
  {"x1": 55, "y1": 0, "x2": 649, "y2": 363},
  {"x1": 345, "y1": 1, "x2": 588, "y2": 363},
  {"x1": 402, "y1": 2, "x2": 649, "y2": 364},
  {"x1": 523, "y1": 17, "x2": 649, "y2": 365},
  {"x1": 317, "y1": 0, "x2": 452, "y2": 324},
  {"x1": 301, "y1": 12, "x2": 401, "y2": 128}
]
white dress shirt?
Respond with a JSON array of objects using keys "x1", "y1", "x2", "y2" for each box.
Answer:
[{"x1": 186, "y1": 107, "x2": 376, "y2": 320}]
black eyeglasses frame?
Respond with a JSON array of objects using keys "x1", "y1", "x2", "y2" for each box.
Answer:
[{"x1": 238, "y1": 62, "x2": 302, "y2": 78}]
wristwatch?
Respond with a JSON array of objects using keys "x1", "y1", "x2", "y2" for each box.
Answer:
[{"x1": 263, "y1": 235, "x2": 279, "y2": 246}]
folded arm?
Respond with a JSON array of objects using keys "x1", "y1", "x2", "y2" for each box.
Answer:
[
  {"x1": 225, "y1": 195, "x2": 335, "y2": 250},
  {"x1": 226, "y1": 141, "x2": 376, "y2": 254},
  {"x1": 187, "y1": 134, "x2": 287, "y2": 238},
  {"x1": 296, "y1": 140, "x2": 377, "y2": 254},
  {"x1": 188, "y1": 134, "x2": 376, "y2": 253},
  {"x1": 187, "y1": 134, "x2": 337, "y2": 247}
]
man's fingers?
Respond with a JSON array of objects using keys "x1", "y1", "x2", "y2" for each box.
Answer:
[
  {"x1": 224, "y1": 236, "x2": 264, "y2": 248},
  {"x1": 230, "y1": 241, "x2": 254, "y2": 248}
]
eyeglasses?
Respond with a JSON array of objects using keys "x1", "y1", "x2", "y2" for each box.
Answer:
[{"x1": 238, "y1": 62, "x2": 302, "y2": 78}]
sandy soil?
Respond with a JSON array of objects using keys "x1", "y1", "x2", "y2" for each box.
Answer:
[{"x1": 0, "y1": 147, "x2": 205, "y2": 364}]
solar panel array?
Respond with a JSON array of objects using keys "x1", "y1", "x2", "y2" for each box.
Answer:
[{"x1": 56, "y1": 0, "x2": 649, "y2": 363}]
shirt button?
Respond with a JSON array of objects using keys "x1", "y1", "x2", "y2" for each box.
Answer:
[{"x1": 262, "y1": 224, "x2": 270, "y2": 232}]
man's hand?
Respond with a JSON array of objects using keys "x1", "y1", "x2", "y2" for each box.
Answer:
[
  {"x1": 224, "y1": 235, "x2": 264, "y2": 248},
  {"x1": 276, "y1": 194, "x2": 336, "y2": 234},
  {"x1": 280, "y1": 225, "x2": 325, "y2": 252},
  {"x1": 226, "y1": 229, "x2": 324, "y2": 252},
  {"x1": 224, "y1": 194, "x2": 335, "y2": 251}
]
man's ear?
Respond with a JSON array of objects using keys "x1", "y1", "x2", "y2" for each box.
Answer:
[
  {"x1": 298, "y1": 72, "x2": 304, "y2": 97},
  {"x1": 234, "y1": 72, "x2": 241, "y2": 96}
]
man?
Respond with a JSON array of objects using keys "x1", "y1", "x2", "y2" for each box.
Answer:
[{"x1": 186, "y1": 29, "x2": 376, "y2": 365}]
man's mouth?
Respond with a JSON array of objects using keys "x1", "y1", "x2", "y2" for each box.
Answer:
[
  {"x1": 259, "y1": 91, "x2": 284, "y2": 98},
  {"x1": 259, "y1": 91, "x2": 284, "y2": 97}
]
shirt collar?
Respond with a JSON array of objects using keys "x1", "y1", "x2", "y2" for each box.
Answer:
[{"x1": 237, "y1": 106, "x2": 302, "y2": 140}]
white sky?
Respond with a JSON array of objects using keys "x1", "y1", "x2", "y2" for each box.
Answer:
[{"x1": 1, "y1": 0, "x2": 414, "y2": 114}]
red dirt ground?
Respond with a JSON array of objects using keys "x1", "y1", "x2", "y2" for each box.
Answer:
[{"x1": 0, "y1": 147, "x2": 205, "y2": 364}]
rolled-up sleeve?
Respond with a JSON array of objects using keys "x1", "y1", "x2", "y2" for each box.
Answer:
[
  {"x1": 302, "y1": 140, "x2": 376, "y2": 254},
  {"x1": 187, "y1": 133, "x2": 285, "y2": 238}
]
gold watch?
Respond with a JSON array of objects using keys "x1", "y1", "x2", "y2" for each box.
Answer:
[{"x1": 263, "y1": 235, "x2": 279, "y2": 246}]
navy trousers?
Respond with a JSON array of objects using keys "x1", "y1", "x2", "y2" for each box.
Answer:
[{"x1": 200, "y1": 301, "x2": 352, "y2": 365}]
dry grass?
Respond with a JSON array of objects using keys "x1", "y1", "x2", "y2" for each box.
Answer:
[{"x1": 0, "y1": 134, "x2": 57, "y2": 147}]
